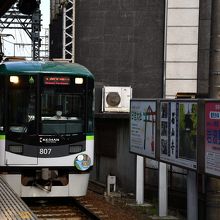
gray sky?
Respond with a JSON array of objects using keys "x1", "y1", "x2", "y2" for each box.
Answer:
[{"x1": 41, "y1": 0, "x2": 50, "y2": 28}]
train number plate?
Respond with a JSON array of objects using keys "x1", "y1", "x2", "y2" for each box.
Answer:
[{"x1": 39, "y1": 148, "x2": 52, "y2": 155}]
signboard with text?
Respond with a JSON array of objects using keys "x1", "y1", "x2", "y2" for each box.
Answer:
[
  {"x1": 160, "y1": 100, "x2": 198, "y2": 170},
  {"x1": 205, "y1": 101, "x2": 220, "y2": 176},
  {"x1": 130, "y1": 100, "x2": 156, "y2": 159}
]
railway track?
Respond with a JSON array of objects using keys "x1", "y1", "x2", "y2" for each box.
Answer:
[
  {"x1": 23, "y1": 182, "x2": 110, "y2": 220},
  {"x1": 24, "y1": 196, "x2": 107, "y2": 220}
]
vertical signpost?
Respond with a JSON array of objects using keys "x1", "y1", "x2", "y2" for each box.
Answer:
[
  {"x1": 205, "y1": 101, "x2": 220, "y2": 176},
  {"x1": 130, "y1": 99, "x2": 199, "y2": 219},
  {"x1": 204, "y1": 101, "x2": 220, "y2": 220},
  {"x1": 160, "y1": 100, "x2": 198, "y2": 220},
  {"x1": 136, "y1": 155, "x2": 144, "y2": 204},
  {"x1": 130, "y1": 100, "x2": 157, "y2": 205}
]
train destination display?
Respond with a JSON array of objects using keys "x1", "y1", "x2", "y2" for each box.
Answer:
[
  {"x1": 205, "y1": 101, "x2": 220, "y2": 176},
  {"x1": 130, "y1": 100, "x2": 156, "y2": 158},
  {"x1": 160, "y1": 101, "x2": 198, "y2": 170}
]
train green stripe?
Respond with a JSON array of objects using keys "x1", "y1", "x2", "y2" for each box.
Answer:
[
  {"x1": 86, "y1": 135, "x2": 94, "y2": 140},
  {"x1": 0, "y1": 135, "x2": 5, "y2": 140},
  {"x1": 0, "y1": 135, "x2": 94, "y2": 141}
]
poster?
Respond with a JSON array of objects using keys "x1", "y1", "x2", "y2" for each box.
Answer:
[
  {"x1": 160, "y1": 101, "x2": 197, "y2": 170},
  {"x1": 205, "y1": 102, "x2": 220, "y2": 176},
  {"x1": 130, "y1": 100, "x2": 156, "y2": 158}
]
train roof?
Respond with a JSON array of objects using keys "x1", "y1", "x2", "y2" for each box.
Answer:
[{"x1": 0, "y1": 61, "x2": 94, "y2": 79}]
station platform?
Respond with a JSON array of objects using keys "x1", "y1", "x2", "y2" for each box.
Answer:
[{"x1": 0, "y1": 176, "x2": 37, "y2": 220}]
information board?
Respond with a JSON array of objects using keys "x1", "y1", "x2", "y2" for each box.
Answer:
[
  {"x1": 160, "y1": 101, "x2": 197, "y2": 170},
  {"x1": 130, "y1": 100, "x2": 156, "y2": 158},
  {"x1": 205, "y1": 101, "x2": 220, "y2": 176}
]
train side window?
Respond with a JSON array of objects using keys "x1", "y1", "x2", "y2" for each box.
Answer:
[{"x1": 0, "y1": 76, "x2": 4, "y2": 131}]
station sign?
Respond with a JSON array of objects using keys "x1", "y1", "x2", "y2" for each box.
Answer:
[
  {"x1": 159, "y1": 100, "x2": 198, "y2": 170},
  {"x1": 130, "y1": 99, "x2": 156, "y2": 159},
  {"x1": 205, "y1": 101, "x2": 220, "y2": 176}
]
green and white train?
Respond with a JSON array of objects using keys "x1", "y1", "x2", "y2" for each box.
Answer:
[{"x1": 0, "y1": 61, "x2": 94, "y2": 197}]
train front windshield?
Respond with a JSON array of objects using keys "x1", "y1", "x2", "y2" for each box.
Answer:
[
  {"x1": 41, "y1": 90, "x2": 84, "y2": 135},
  {"x1": 7, "y1": 75, "x2": 89, "y2": 136},
  {"x1": 41, "y1": 75, "x2": 85, "y2": 135}
]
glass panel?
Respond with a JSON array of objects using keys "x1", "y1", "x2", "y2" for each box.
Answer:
[
  {"x1": 8, "y1": 76, "x2": 36, "y2": 134},
  {"x1": 41, "y1": 87, "x2": 84, "y2": 134}
]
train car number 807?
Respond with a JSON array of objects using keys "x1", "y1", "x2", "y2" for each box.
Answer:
[{"x1": 39, "y1": 148, "x2": 52, "y2": 155}]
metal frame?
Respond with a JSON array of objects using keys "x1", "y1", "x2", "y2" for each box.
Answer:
[
  {"x1": 62, "y1": 0, "x2": 75, "y2": 63},
  {"x1": 0, "y1": 1, "x2": 41, "y2": 60}
]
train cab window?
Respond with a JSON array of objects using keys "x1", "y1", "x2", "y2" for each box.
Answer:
[
  {"x1": 41, "y1": 88, "x2": 84, "y2": 135},
  {"x1": 0, "y1": 76, "x2": 4, "y2": 131},
  {"x1": 8, "y1": 75, "x2": 37, "y2": 134}
]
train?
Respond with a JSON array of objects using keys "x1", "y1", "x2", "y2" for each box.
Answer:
[{"x1": 0, "y1": 60, "x2": 94, "y2": 197}]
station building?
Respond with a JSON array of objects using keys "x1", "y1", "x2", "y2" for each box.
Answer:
[{"x1": 49, "y1": 0, "x2": 214, "y2": 218}]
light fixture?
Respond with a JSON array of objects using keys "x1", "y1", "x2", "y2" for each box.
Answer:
[
  {"x1": 75, "y1": 77, "x2": 83, "y2": 84},
  {"x1": 10, "y1": 76, "x2": 19, "y2": 84}
]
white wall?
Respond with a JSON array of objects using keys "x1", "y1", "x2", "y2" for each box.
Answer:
[{"x1": 164, "y1": 0, "x2": 200, "y2": 98}]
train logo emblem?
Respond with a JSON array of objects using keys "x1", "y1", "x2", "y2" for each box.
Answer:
[{"x1": 39, "y1": 137, "x2": 60, "y2": 143}]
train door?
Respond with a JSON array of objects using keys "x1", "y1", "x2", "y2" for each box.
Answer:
[
  {"x1": 5, "y1": 75, "x2": 38, "y2": 165},
  {"x1": 0, "y1": 75, "x2": 5, "y2": 166}
]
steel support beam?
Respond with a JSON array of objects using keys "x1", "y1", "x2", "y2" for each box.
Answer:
[
  {"x1": 0, "y1": 1, "x2": 41, "y2": 60},
  {"x1": 62, "y1": 0, "x2": 75, "y2": 63}
]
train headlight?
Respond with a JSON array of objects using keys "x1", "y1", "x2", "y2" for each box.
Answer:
[
  {"x1": 74, "y1": 154, "x2": 91, "y2": 171},
  {"x1": 75, "y1": 77, "x2": 83, "y2": 84},
  {"x1": 10, "y1": 76, "x2": 19, "y2": 84},
  {"x1": 9, "y1": 145, "x2": 23, "y2": 154}
]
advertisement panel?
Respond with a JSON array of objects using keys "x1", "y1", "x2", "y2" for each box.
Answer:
[
  {"x1": 205, "y1": 102, "x2": 220, "y2": 176},
  {"x1": 130, "y1": 100, "x2": 156, "y2": 158},
  {"x1": 160, "y1": 100, "x2": 197, "y2": 170}
]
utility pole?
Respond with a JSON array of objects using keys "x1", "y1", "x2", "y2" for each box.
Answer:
[{"x1": 31, "y1": 1, "x2": 41, "y2": 60}]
